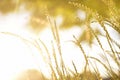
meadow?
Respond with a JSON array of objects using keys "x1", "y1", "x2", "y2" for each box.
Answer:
[{"x1": 0, "y1": 0, "x2": 120, "y2": 80}]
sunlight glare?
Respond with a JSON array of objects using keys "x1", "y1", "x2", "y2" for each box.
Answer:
[
  {"x1": 0, "y1": 10, "x2": 119, "y2": 80},
  {"x1": 0, "y1": 12, "x2": 49, "y2": 80}
]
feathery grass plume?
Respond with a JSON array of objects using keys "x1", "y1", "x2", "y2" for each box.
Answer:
[
  {"x1": 69, "y1": 0, "x2": 120, "y2": 79},
  {"x1": 100, "y1": 21, "x2": 120, "y2": 68},
  {"x1": 34, "y1": 39, "x2": 58, "y2": 80},
  {"x1": 86, "y1": 22, "x2": 114, "y2": 76},
  {"x1": 47, "y1": 16, "x2": 70, "y2": 80},
  {"x1": 72, "y1": 35, "x2": 89, "y2": 80},
  {"x1": 69, "y1": 0, "x2": 120, "y2": 34},
  {"x1": 3, "y1": 0, "x2": 120, "y2": 79},
  {"x1": 72, "y1": 61, "x2": 78, "y2": 75},
  {"x1": 101, "y1": 0, "x2": 120, "y2": 33},
  {"x1": 88, "y1": 59, "x2": 103, "y2": 80}
]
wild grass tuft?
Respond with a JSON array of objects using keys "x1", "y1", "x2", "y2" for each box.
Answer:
[{"x1": 1, "y1": 0, "x2": 120, "y2": 80}]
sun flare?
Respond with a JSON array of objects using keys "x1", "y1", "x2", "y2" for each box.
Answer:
[{"x1": 0, "y1": 12, "x2": 50, "y2": 80}]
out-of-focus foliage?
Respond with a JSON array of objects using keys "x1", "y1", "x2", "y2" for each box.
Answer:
[
  {"x1": 18, "y1": 0, "x2": 80, "y2": 31},
  {"x1": 0, "y1": 0, "x2": 120, "y2": 45},
  {"x1": 0, "y1": 0, "x2": 16, "y2": 13},
  {"x1": 69, "y1": 0, "x2": 120, "y2": 45},
  {"x1": 78, "y1": 28, "x2": 101, "y2": 46},
  {"x1": 16, "y1": 69, "x2": 47, "y2": 80},
  {"x1": 0, "y1": 0, "x2": 113, "y2": 29}
]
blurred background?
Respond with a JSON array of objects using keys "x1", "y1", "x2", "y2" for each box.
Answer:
[
  {"x1": 0, "y1": 0, "x2": 120, "y2": 80},
  {"x1": 0, "y1": 0, "x2": 120, "y2": 39}
]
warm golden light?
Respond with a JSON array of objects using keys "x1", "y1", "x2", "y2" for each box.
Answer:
[
  {"x1": 0, "y1": 12, "x2": 50, "y2": 80},
  {"x1": 0, "y1": 9, "x2": 119, "y2": 80}
]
